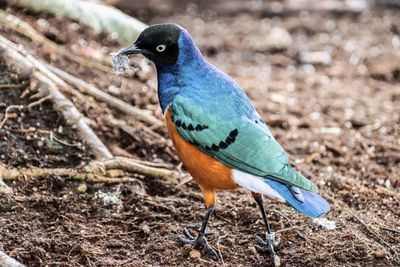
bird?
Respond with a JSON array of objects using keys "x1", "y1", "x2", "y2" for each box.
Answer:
[{"x1": 116, "y1": 23, "x2": 330, "y2": 266}]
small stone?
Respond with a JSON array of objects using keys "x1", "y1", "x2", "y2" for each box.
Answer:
[
  {"x1": 369, "y1": 225, "x2": 380, "y2": 234},
  {"x1": 68, "y1": 23, "x2": 80, "y2": 31},
  {"x1": 373, "y1": 249, "x2": 387, "y2": 258},
  {"x1": 107, "y1": 85, "x2": 121, "y2": 95},
  {"x1": 77, "y1": 183, "x2": 87, "y2": 192},
  {"x1": 249, "y1": 27, "x2": 292, "y2": 52},
  {"x1": 319, "y1": 127, "x2": 342, "y2": 135},
  {"x1": 274, "y1": 255, "x2": 282, "y2": 267},
  {"x1": 313, "y1": 217, "x2": 337, "y2": 230},
  {"x1": 107, "y1": 239, "x2": 124, "y2": 248},
  {"x1": 36, "y1": 18, "x2": 49, "y2": 30},
  {"x1": 299, "y1": 51, "x2": 332, "y2": 65},
  {"x1": 190, "y1": 249, "x2": 201, "y2": 258},
  {"x1": 248, "y1": 246, "x2": 257, "y2": 255},
  {"x1": 141, "y1": 224, "x2": 151, "y2": 234}
]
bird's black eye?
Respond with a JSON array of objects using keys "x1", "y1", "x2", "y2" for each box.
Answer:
[{"x1": 156, "y1": 44, "x2": 167, "y2": 52}]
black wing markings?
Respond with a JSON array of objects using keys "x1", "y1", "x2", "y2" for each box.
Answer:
[{"x1": 170, "y1": 113, "x2": 237, "y2": 151}]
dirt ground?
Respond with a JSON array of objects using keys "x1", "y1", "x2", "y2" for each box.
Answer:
[{"x1": 0, "y1": 1, "x2": 399, "y2": 266}]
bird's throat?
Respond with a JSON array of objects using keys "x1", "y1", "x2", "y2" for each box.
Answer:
[{"x1": 157, "y1": 66, "x2": 182, "y2": 113}]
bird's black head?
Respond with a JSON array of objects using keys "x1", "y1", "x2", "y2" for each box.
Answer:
[{"x1": 119, "y1": 24, "x2": 181, "y2": 66}]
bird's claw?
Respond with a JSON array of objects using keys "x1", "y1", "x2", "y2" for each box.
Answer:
[
  {"x1": 255, "y1": 232, "x2": 280, "y2": 251},
  {"x1": 183, "y1": 227, "x2": 195, "y2": 239},
  {"x1": 179, "y1": 227, "x2": 220, "y2": 260},
  {"x1": 255, "y1": 232, "x2": 281, "y2": 267},
  {"x1": 255, "y1": 235, "x2": 269, "y2": 252}
]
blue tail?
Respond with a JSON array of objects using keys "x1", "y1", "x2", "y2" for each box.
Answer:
[{"x1": 265, "y1": 179, "x2": 330, "y2": 218}]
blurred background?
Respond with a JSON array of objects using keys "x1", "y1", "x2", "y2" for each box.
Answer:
[{"x1": 0, "y1": 0, "x2": 399, "y2": 266}]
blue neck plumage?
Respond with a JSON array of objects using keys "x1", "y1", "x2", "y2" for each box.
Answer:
[{"x1": 156, "y1": 30, "x2": 205, "y2": 113}]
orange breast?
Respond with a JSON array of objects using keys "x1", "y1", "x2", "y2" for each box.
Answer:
[{"x1": 165, "y1": 108, "x2": 238, "y2": 194}]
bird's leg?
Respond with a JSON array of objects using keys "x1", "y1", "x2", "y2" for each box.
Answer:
[
  {"x1": 252, "y1": 193, "x2": 281, "y2": 266},
  {"x1": 180, "y1": 206, "x2": 220, "y2": 260}
]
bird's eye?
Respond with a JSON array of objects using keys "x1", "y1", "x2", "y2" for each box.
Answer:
[{"x1": 156, "y1": 44, "x2": 167, "y2": 52}]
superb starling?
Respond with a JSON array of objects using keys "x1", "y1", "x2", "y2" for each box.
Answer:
[{"x1": 115, "y1": 24, "x2": 330, "y2": 266}]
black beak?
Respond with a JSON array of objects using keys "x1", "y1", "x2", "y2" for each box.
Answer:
[{"x1": 118, "y1": 44, "x2": 146, "y2": 56}]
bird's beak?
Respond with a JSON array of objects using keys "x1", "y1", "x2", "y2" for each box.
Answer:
[{"x1": 118, "y1": 44, "x2": 145, "y2": 56}]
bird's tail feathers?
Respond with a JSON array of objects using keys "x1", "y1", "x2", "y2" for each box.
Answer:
[{"x1": 265, "y1": 178, "x2": 330, "y2": 218}]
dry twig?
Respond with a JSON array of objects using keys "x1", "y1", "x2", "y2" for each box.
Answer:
[
  {"x1": 27, "y1": 94, "x2": 53, "y2": 109},
  {"x1": 216, "y1": 235, "x2": 226, "y2": 266},
  {"x1": 353, "y1": 214, "x2": 400, "y2": 263},
  {"x1": 271, "y1": 209, "x2": 306, "y2": 240},
  {"x1": 106, "y1": 115, "x2": 166, "y2": 145},
  {"x1": 44, "y1": 63, "x2": 163, "y2": 127},
  {"x1": 0, "y1": 104, "x2": 24, "y2": 129},
  {"x1": 103, "y1": 157, "x2": 178, "y2": 179},
  {"x1": 0, "y1": 94, "x2": 51, "y2": 129},
  {"x1": 0, "y1": 83, "x2": 23, "y2": 89},
  {"x1": 377, "y1": 225, "x2": 400, "y2": 235},
  {"x1": 175, "y1": 175, "x2": 193, "y2": 188},
  {"x1": 109, "y1": 145, "x2": 174, "y2": 169}
]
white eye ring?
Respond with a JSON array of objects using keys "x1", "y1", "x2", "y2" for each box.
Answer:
[{"x1": 156, "y1": 44, "x2": 167, "y2": 52}]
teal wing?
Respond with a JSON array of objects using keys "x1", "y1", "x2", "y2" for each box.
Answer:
[{"x1": 169, "y1": 95, "x2": 318, "y2": 192}]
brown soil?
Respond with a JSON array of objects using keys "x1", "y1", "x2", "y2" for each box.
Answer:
[{"x1": 1, "y1": 2, "x2": 399, "y2": 267}]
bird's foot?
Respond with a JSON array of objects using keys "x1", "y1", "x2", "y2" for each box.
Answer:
[
  {"x1": 255, "y1": 232, "x2": 281, "y2": 267},
  {"x1": 255, "y1": 232, "x2": 280, "y2": 252},
  {"x1": 179, "y1": 227, "x2": 220, "y2": 260}
]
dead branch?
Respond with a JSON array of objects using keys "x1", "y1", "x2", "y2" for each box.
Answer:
[
  {"x1": 103, "y1": 157, "x2": 178, "y2": 179},
  {"x1": 0, "y1": 38, "x2": 32, "y2": 79},
  {"x1": 0, "y1": 157, "x2": 178, "y2": 182},
  {"x1": 0, "y1": 10, "x2": 111, "y2": 73},
  {"x1": 0, "y1": 34, "x2": 113, "y2": 160},
  {"x1": 0, "y1": 251, "x2": 26, "y2": 267},
  {"x1": 44, "y1": 62, "x2": 163, "y2": 127},
  {"x1": 11, "y1": 0, "x2": 147, "y2": 43},
  {"x1": 109, "y1": 143, "x2": 137, "y2": 158},
  {"x1": 0, "y1": 165, "x2": 137, "y2": 183}
]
